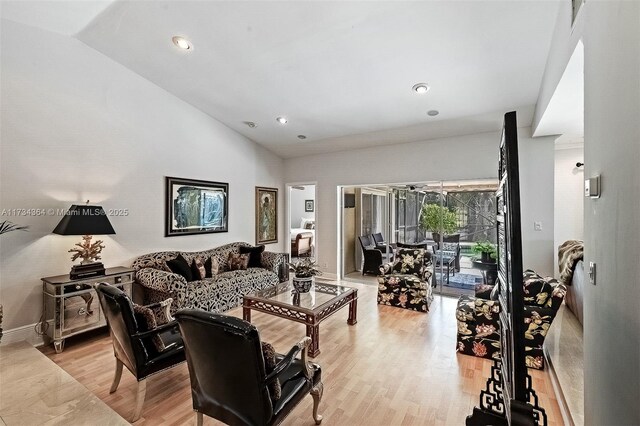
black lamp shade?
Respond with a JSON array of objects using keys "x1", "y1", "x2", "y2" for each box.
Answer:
[{"x1": 52, "y1": 205, "x2": 116, "y2": 235}]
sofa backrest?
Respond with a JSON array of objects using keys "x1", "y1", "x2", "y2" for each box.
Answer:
[{"x1": 132, "y1": 242, "x2": 251, "y2": 273}]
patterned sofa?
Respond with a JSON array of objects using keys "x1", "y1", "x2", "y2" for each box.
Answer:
[
  {"x1": 377, "y1": 248, "x2": 434, "y2": 312},
  {"x1": 132, "y1": 242, "x2": 287, "y2": 314},
  {"x1": 455, "y1": 269, "x2": 567, "y2": 369}
]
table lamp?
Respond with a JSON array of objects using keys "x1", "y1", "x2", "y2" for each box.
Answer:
[{"x1": 52, "y1": 202, "x2": 116, "y2": 279}]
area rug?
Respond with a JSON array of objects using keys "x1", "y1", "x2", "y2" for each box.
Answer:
[{"x1": 434, "y1": 272, "x2": 483, "y2": 291}]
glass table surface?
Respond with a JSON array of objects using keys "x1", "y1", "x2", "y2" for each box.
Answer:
[{"x1": 247, "y1": 279, "x2": 355, "y2": 312}]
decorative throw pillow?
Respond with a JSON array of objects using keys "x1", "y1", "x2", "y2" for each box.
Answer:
[
  {"x1": 203, "y1": 257, "x2": 213, "y2": 278},
  {"x1": 209, "y1": 256, "x2": 220, "y2": 275},
  {"x1": 192, "y1": 257, "x2": 207, "y2": 280},
  {"x1": 304, "y1": 222, "x2": 314, "y2": 229},
  {"x1": 133, "y1": 304, "x2": 166, "y2": 352},
  {"x1": 239, "y1": 245, "x2": 265, "y2": 268},
  {"x1": 228, "y1": 252, "x2": 249, "y2": 271},
  {"x1": 392, "y1": 248, "x2": 425, "y2": 275},
  {"x1": 166, "y1": 254, "x2": 193, "y2": 281},
  {"x1": 261, "y1": 341, "x2": 282, "y2": 401}
]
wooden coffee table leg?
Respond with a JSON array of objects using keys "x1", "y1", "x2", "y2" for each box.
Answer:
[
  {"x1": 243, "y1": 306, "x2": 251, "y2": 322},
  {"x1": 306, "y1": 324, "x2": 320, "y2": 357},
  {"x1": 348, "y1": 298, "x2": 358, "y2": 325}
]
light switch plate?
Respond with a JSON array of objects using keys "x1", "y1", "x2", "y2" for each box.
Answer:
[{"x1": 585, "y1": 175, "x2": 601, "y2": 198}]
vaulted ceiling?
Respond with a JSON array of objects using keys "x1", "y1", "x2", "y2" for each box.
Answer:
[{"x1": 2, "y1": 1, "x2": 562, "y2": 158}]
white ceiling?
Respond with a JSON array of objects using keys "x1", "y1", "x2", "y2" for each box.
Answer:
[{"x1": 3, "y1": 1, "x2": 562, "y2": 158}]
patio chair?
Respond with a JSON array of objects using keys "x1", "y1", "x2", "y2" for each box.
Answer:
[
  {"x1": 358, "y1": 235, "x2": 384, "y2": 275},
  {"x1": 371, "y1": 232, "x2": 395, "y2": 258}
]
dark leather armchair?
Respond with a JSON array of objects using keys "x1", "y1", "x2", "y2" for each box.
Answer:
[
  {"x1": 371, "y1": 232, "x2": 394, "y2": 258},
  {"x1": 96, "y1": 283, "x2": 185, "y2": 422},
  {"x1": 175, "y1": 309, "x2": 323, "y2": 426},
  {"x1": 292, "y1": 231, "x2": 314, "y2": 257},
  {"x1": 358, "y1": 235, "x2": 383, "y2": 276}
]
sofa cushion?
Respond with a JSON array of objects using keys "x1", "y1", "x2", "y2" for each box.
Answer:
[
  {"x1": 166, "y1": 254, "x2": 193, "y2": 282},
  {"x1": 210, "y1": 256, "x2": 220, "y2": 276},
  {"x1": 228, "y1": 253, "x2": 249, "y2": 271},
  {"x1": 191, "y1": 258, "x2": 206, "y2": 280},
  {"x1": 240, "y1": 245, "x2": 265, "y2": 268}
]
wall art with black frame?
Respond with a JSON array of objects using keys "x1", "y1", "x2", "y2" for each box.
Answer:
[{"x1": 165, "y1": 176, "x2": 228, "y2": 237}]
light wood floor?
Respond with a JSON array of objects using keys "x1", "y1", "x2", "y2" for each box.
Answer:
[{"x1": 41, "y1": 281, "x2": 562, "y2": 425}]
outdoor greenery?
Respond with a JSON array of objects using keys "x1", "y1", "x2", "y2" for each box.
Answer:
[
  {"x1": 471, "y1": 241, "x2": 497, "y2": 260},
  {"x1": 288, "y1": 258, "x2": 323, "y2": 278},
  {"x1": 419, "y1": 203, "x2": 458, "y2": 235}
]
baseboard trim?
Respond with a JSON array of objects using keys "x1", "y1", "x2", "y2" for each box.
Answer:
[
  {"x1": 544, "y1": 347, "x2": 574, "y2": 426},
  {"x1": 1, "y1": 323, "x2": 46, "y2": 347}
]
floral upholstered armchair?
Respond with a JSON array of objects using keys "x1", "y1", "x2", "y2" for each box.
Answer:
[
  {"x1": 455, "y1": 269, "x2": 567, "y2": 369},
  {"x1": 377, "y1": 248, "x2": 434, "y2": 312}
]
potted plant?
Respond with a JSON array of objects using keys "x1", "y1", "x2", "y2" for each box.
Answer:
[
  {"x1": 419, "y1": 204, "x2": 458, "y2": 241},
  {"x1": 287, "y1": 258, "x2": 322, "y2": 293},
  {"x1": 0, "y1": 221, "x2": 28, "y2": 343},
  {"x1": 472, "y1": 241, "x2": 497, "y2": 263}
]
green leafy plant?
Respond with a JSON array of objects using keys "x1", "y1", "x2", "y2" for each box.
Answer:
[
  {"x1": 287, "y1": 258, "x2": 323, "y2": 278},
  {"x1": 0, "y1": 221, "x2": 28, "y2": 235},
  {"x1": 419, "y1": 204, "x2": 458, "y2": 236},
  {"x1": 472, "y1": 241, "x2": 497, "y2": 260}
]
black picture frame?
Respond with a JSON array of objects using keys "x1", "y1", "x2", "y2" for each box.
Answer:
[
  {"x1": 165, "y1": 176, "x2": 228, "y2": 237},
  {"x1": 305, "y1": 200, "x2": 314, "y2": 212}
]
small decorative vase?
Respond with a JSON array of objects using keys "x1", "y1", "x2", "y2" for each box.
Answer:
[
  {"x1": 481, "y1": 252, "x2": 493, "y2": 263},
  {"x1": 292, "y1": 276, "x2": 313, "y2": 293}
]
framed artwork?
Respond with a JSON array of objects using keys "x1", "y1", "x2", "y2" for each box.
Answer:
[
  {"x1": 165, "y1": 176, "x2": 228, "y2": 237},
  {"x1": 305, "y1": 199, "x2": 315, "y2": 212},
  {"x1": 255, "y1": 187, "x2": 278, "y2": 244}
]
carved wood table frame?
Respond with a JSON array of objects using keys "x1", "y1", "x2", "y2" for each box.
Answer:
[{"x1": 243, "y1": 281, "x2": 358, "y2": 357}]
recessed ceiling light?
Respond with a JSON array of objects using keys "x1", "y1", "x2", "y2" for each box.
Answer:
[
  {"x1": 276, "y1": 117, "x2": 288, "y2": 125},
  {"x1": 427, "y1": 110, "x2": 439, "y2": 116},
  {"x1": 412, "y1": 83, "x2": 430, "y2": 94},
  {"x1": 172, "y1": 36, "x2": 192, "y2": 51},
  {"x1": 297, "y1": 135, "x2": 307, "y2": 140},
  {"x1": 243, "y1": 121, "x2": 257, "y2": 128}
]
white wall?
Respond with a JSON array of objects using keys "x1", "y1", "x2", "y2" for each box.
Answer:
[
  {"x1": 532, "y1": 0, "x2": 583, "y2": 134},
  {"x1": 289, "y1": 185, "x2": 315, "y2": 229},
  {"x1": 583, "y1": 1, "x2": 640, "y2": 424},
  {"x1": 0, "y1": 20, "x2": 284, "y2": 338},
  {"x1": 284, "y1": 127, "x2": 556, "y2": 277},
  {"x1": 553, "y1": 145, "x2": 584, "y2": 276}
]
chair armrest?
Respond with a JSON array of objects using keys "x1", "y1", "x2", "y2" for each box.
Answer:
[
  {"x1": 379, "y1": 262, "x2": 395, "y2": 275},
  {"x1": 144, "y1": 298, "x2": 174, "y2": 324},
  {"x1": 132, "y1": 319, "x2": 180, "y2": 339},
  {"x1": 473, "y1": 298, "x2": 501, "y2": 321},
  {"x1": 264, "y1": 337, "x2": 313, "y2": 384},
  {"x1": 262, "y1": 252, "x2": 287, "y2": 277}
]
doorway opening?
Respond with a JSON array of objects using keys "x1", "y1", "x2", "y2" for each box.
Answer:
[
  {"x1": 338, "y1": 179, "x2": 498, "y2": 298},
  {"x1": 288, "y1": 184, "x2": 317, "y2": 263}
]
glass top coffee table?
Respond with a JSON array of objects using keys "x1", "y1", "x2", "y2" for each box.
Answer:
[{"x1": 243, "y1": 279, "x2": 358, "y2": 357}]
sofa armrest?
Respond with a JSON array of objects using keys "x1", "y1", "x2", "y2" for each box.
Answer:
[
  {"x1": 262, "y1": 251, "x2": 288, "y2": 282},
  {"x1": 473, "y1": 298, "x2": 501, "y2": 323},
  {"x1": 136, "y1": 268, "x2": 187, "y2": 294},
  {"x1": 379, "y1": 262, "x2": 394, "y2": 275}
]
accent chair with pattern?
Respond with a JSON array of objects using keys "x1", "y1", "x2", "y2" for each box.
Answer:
[
  {"x1": 377, "y1": 248, "x2": 434, "y2": 312},
  {"x1": 455, "y1": 269, "x2": 567, "y2": 369}
]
